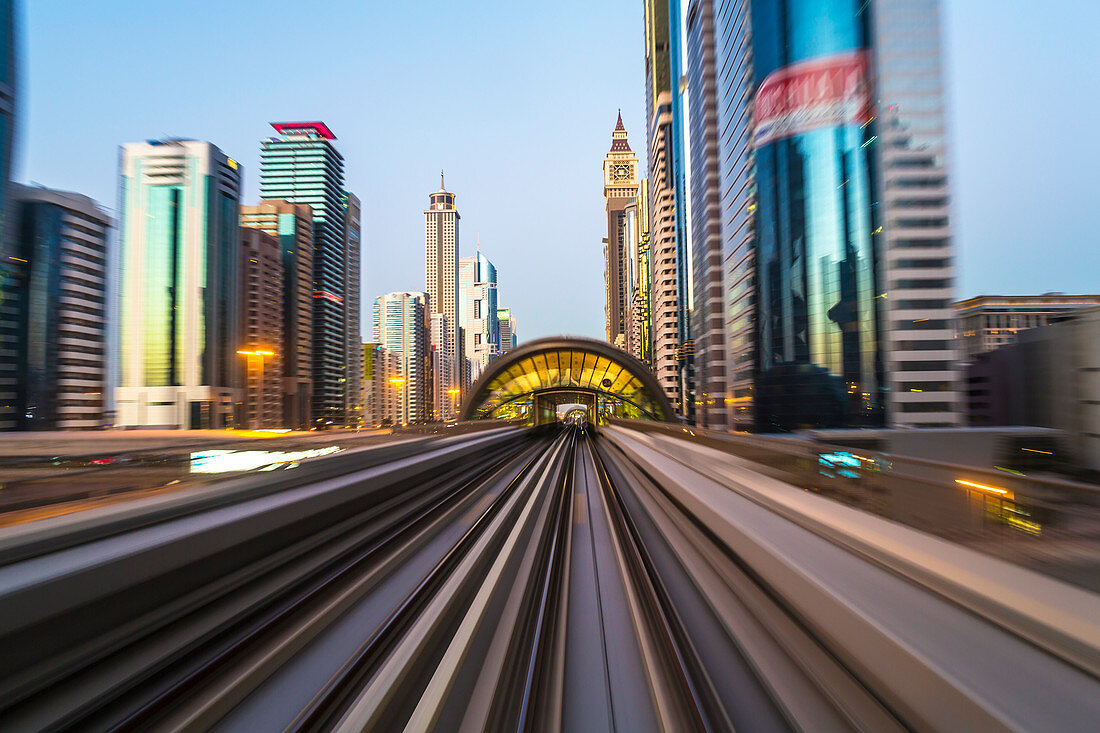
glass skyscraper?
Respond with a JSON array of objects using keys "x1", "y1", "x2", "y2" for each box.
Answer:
[
  {"x1": 260, "y1": 122, "x2": 350, "y2": 427},
  {"x1": 750, "y1": 0, "x2": 883, "y2": 430},
  {"x1": 0, "y1": 0, "x2": 17, "y2": 430},
  {"x1": 116, "y1": 139, "x2": 242, "y2": 429}
]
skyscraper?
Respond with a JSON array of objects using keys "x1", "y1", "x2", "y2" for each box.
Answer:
[
  {"x1": 872, "y1": 0, "x2": 961, "y2": 427},
  {"x1": 710, "y1": 0, "x2": 960, "y2": 430},
  {"x1": 116, "y1": 139, "x2": 242, "y2": 429},
  {"x1": 459, "y1": 251, "x2": 499, "y2": 381},
  {"x1": 669, "y1": 0, "x2": 698, "y2": 421},
  {"x1": 685, "y1": 0, "x2": 726, "y2": 429},
  {"x1": 260, "y1": 122, "x2": 349, "y2": 427},
  {"x1": 239, "y1": 226, "x2": 283, "y2": 429},
  {"x1": 343, "y1": 191, "x2": 362, "y2": 427},
  {"x1": 644, "y1": 0, "x2": 683, "y2": 411},
  {"x1": 713, "y1": 0, "x2": 755, "y2": 431},
  {"x1": 425, "y1": 173, "x2": 460, "y2": 392},
  {"x1": 0, "y1": 0, "x2": 18, "y2": 430},
  {"x1": 429, "y1": 313, "x2": 452, "y2": 420},
  {"x1": 626, "y1": 180, "x2": 652, "y2": 366},
  {"x1": 498, "y1": 307, "x2": 517, "y2": 353},
  {"x1": 374, "y1": 291, "x2": 428, "y2": 424},
  {"x1": 240, "y1": 200, "x2": 314, "y2": 429},
  {"x1": 2, "y1": 185, "x2": 111, "y2": 430},
  {"x1": 603, "y1": 113, "x2": 640, "y2": 350}
]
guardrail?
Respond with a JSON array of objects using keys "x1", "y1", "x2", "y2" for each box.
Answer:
[{"x1": 610, "y1": 419, "x2": 1100, "y2": 592}]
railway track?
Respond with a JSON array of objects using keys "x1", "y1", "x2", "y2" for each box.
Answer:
[{"x1": 0, "y1": 425, "x2": 1097, "y2": 731}]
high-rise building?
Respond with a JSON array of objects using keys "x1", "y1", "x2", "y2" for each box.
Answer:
[
  {"x1": 708, "y1": 0, "x2": 960, "y2": 430},
  {"x1": 116, "y1": 139, "x2": 242, "y2": 429},
  {"x1": 260, "y1": 122, "x2": 349, "y2": 427},
  {"x1": 364, "y1": 341, "x2": 400, "y2": 427},
  {"x1": 625, "y1": 180, "x2": 652, "y2": 366},
  {"x1": 239, "y1": 226, "x2": 283, "y2": 429},
  {"x1": 955, "y1": 294, "x2": 1100, "y2": 360},
  {"x1": 0, "y1": 0, "x2": 14, "y2": 227},
  {"x1": 342, "y1": 191, "x2": 362, "y2": 427},
  {"x1": 429, "y1": 313, "x2": 453, "y2": 420},
  {"x1": 1, "y1": 185, "x2": 111, "y2": 430},
  {"x1": 458, "y1": 252, "x2": 499, "y2": 381},
  {"x1": 669, "y1": 0, "x2": 698, "y2": 421},
  {"x1": 712, "y1": 0, "x2": 755, "y2": 431},
  {"x1": 0, "y1": 0, "x2": 18, "y2": 430},
  {"x1": 240, "y1": 200, "x2": 314, "y2": 429},
  {"x1": 374, "y1": 291, "x2": 428, "y2": 424},
  {"x1": 685, "y1": 0, "x2": 726, "y2": 429},
  {"x1": 873, "y1": 0, "x2": 961, "y2": 427},
  {"x1": 644, "y1": 0, "x2": 683, "y2": 412},
  {"x1": 498, "y1": 307, "x2": 517, "y2": 354},
  {"x1": 425, "y1": 173, "x2": 460, "y2": 391},
  {"x1": 603, "y1": 113, "x2": 640, "y2": 350}
]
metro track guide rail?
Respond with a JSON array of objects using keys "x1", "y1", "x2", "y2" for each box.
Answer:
[{"x1": 0, "y1": 425, "x2": 1097, "y2": 731}]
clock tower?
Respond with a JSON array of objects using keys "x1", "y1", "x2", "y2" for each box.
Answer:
[{"x1": 603, "y1": 111, "x2": 639, "y2": 349}]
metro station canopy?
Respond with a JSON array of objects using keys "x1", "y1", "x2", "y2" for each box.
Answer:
[{"x1": 460, "y1": 337, "x2": 676, "y2": 423}]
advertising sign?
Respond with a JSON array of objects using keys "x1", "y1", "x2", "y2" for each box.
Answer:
[{"x1": 754, "y1": 51, "x2": 871, "y2": 148}]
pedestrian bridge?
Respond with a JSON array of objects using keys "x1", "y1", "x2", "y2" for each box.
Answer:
[{"x1": 459, "y1": 337, "x2": 675, "y2": 424}]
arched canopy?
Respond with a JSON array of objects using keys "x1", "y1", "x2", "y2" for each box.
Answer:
[{"x1": 460, "y1": 337, "x2": 676, "y2": 422}]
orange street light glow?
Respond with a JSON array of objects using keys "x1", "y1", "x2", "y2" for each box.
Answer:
[
  {"x1": 237, "y1": 349, "x2": 275, "y2": 356},
  {"x1": 955, "y1": 479, "x2": 1009, "y2": 495},
  {"x1": 447, "y1": 388, "x2": 461, "y2": 396}
]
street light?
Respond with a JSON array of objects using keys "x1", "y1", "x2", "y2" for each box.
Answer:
[
  {"x1": 238, "y1": 349, "x2": 276, "y2": 430},
  {"x1": 389, "y1": 376, "x2": 406, "y2": 426},
  {"x1": 447, "y1": 387, "x2": 461, "y2": 421}
]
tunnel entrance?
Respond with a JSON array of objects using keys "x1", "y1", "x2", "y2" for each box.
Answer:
[{"x1": 459, "y1": 337, "x2": 676, "y2": 425}]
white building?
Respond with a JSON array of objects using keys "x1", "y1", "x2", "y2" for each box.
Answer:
[
  {"x1": 430, "y1": 313, "x2": 455, "y2": 420},
  {"x1": 873, "y1": 0, "x2": 961, "y2": 427},
  {"x1": 374, "y1": 291, "x2": 428, "y2": 424},
  {"x1": 458, "y1": 252, "x2": 499, "y2": 381},
  {"x1": 115, "y1": 139, "x2": 242, "y2": 429},
  {"x1": 425, "y1": 173, "x2": 460, "y2": 392}
]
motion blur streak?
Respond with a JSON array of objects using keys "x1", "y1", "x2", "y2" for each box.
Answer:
[{"x1": 0, "y1": 423, "x2": 1097, "y2": 731}]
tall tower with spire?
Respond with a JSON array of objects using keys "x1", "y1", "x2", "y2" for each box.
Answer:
[
  {"x1": 603, "y1": 112, "x2": 640, "y2": 349},
  {"x1": 425, "y1": 172, "x2": 460, "y2": 402}
]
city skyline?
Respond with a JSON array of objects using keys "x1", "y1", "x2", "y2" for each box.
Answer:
[{"x1": 17, "y1": 1, "x2": 1099, "y2": 343}]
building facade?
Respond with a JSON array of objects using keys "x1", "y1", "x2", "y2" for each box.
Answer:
[
  {"x1": 686, "y1": 0, "x2": 726, "y2": 429},
  {"x1": 625, "y1": 179, "x2": 652, "y2": 366},
  {"x1": 240, "y1": 200, "x2": 314, "y2": 428},
  {"x1": 364, "y1": 342, "x2": 400, "y2": 427},
  {"x1": 498, "y1": 307, "x2": 517, "y2": 353},
  {"x1": 343, "y1": 191, "x2": 362, "y2": 427},
  {"x1": 2, "y1": 185, "x2": 111, "y2": 430},
  {"x1": 964, "y1": 307, "x2": 1100, "y2": 474},
  {"x1": 713, "y1": 0, "x2": 755, "y2": 430},
  {"x1": 603, "y1": 113, "x2": 640, "y2": 350},
  {"x1": 459, "y1": 252, "x2": 499, "y2": 380},
  {"x1": 374, "y1": 291, "x2": 428, "y2": 424},
  {"x1": 956, "y1": 294, "x2": 1100, "y2": 360},
  {"x1": 873, "y1": 0, "x2": 961, "y2": 427},
  {"x1": 260, "y1": 122, "x2": 350, "y2": 427},
  {"x1": 0, "y1": 0, "x2": 17, "y2": 429},
  {"x1": 425, "y1": 173, "x2": 460, "y2": 393},
  {"x1": 429, "y1": 313, "x2": 453, "y2": 420},
  {"x1": 707, "y1": 0, "x2": 962, "y2": 431},
  {"x1": 239, "y1": 226, "x2": 284, "y2": 429},
  {"x1": 116, "y1": 139, "x2": 242, "y2": 429},
  {"x1": 644, "y1": 0, "x2": 683, "y2": 412}
]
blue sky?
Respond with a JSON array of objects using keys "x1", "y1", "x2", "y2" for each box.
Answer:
[{"x1": 18, "y1": 1, "x2": 1100, "y2": 341}]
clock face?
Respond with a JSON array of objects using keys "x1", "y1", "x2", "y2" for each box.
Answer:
[{"x1": 611, "y1": 163, "x2": 632, "y2": 182}]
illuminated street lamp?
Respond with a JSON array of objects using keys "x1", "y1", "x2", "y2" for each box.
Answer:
[
  {"x1": 389, "y1": 376, "x2": 406, "y2": 426},
  {"x1": 238, "y1": 349, "x2": 276, "y2": 430},
  {"x1": 447, "y1": 387, "x2": 461, "y2": 420}
]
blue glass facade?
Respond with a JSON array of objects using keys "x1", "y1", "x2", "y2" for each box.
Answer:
[{"x1": 750, "y1": 0, "x2": 884, "y2": 430}]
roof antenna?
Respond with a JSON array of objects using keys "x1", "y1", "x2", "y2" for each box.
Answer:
[{"x1": 440, "y1": 169, "x2": 445, "y2": 190}]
